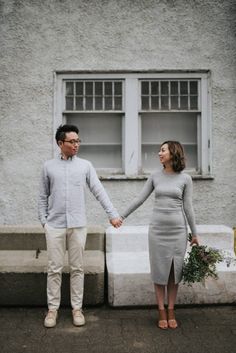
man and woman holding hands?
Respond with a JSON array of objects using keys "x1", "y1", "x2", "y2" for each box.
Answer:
[{"x1": 38, "y1": 124, "x2": 198, "y2": 330}]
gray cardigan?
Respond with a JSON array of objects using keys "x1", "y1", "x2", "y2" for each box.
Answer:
[{"x1": 38, "y1": 155, "x2": 119, "y2": 228}]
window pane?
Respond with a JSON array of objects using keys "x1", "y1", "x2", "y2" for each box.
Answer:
[
  {"x1": 171, "y1": 96, "x2": 178, "y2": 109},
  {"x1": 105, "y1": 82, "x2": 112, "y2": 95},
  {"x1": 79, "y1": 145, "x2": 122, "y2": 169},
  {"x1": 142, "y1": 96, "x2": 149, "y2": 110},
  {"x1": 184, "y1": 144, "x2": 198, "y2": 169},
  {"x1": 105, "y1": 97, "x2": 112, "y2": 110},
  {"x1": 180, "y1": 81, "x2": 188, "y2": 94},
  {"x1": 114, "y1": 82, "x2": 122, "y2": 95},
  {"x1": 141, "y1": 112, "x2": 198, "y2": 172},
  {"x1": 95, "y1": 97, "x2": 103, "y2": 110},
  {"x1": 161, "y1": 81, "x2": 169, "y2": 95},
  {"x1": 142, "y1": 113, "x2": 197, "y2": 144},
  {"x1": 142, "y1": 144, "x2": 160, "y2": 172},
  {"x1": 85, "y1": 97, "x2": 93, "y2": 110},
  {"x1": 85, "y1": 82, "x2": 93, "y2": 95},
  {"x1": 66, "y1": 97, "x2": 73, "y2": 110},
  {"x1": 151, "y1": 96, "x2": 159, "y2": 110},
  {"x1": 66, "y1": 113, "x2": 122, "y2": 170},
  {"x1": 141, "y1": 81, "x2": 149, "y2": 95},
  {"x1": 171, "y1": 81, "x2": 178, "y2": 95},
  {"x1": 76, "y1": 82, "x2": 83, "y2": 95},
  {"x1": 161, "y1": 96, "x2": 169, "y2": 109},
  {"x1": 180, "y1": 96, "x2": 188, "y2": 109},
  {"x1": 66, "y1": 82, "x2": 74, "y2": 95},
  {"x1": 114, "y1": 97, "x2": 122, "y2": 110},
  {"x1": 190, "y1": 81, "x2": 198, "y2": 94},
  {"x1": 151, "y1": 81, "x2": 159, "y2": 95},
  {"x1": 190, "y1": 96, "x2": 198, "y2": 110},
  {"x1": 76, "y1": 97, "x2": 83, "y2": 110},
  {"x1": 95, "y1": 82, "x2": 103, "y2": 95}
]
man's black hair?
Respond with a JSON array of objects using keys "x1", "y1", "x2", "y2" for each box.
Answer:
[{"x1": 55, "y1": 125, "x2": 79, "y2": 144}]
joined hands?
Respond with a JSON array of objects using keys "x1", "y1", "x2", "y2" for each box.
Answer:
[{"x1": 110, "y1": 218, "x2": 123, "y2": 228}]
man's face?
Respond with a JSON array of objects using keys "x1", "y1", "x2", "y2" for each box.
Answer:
[{"x1": 58, "y1": 132, "x2": 80, "y2": 158}]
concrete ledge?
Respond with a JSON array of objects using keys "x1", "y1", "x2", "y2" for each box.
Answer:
[
  {"x1": 106, "y1": 225, "x2": 236, "y2": 306},
  {"x1": 0, "y1": 250, "x2": 104, "y2": 306},
  {"x1": 107, "y1": 252, "x2": 154, "y2": 306},
  {"x1": 178, "y1": 265, "x2": 236, "y2": 305},
  {"x1": 0, "y1": 225, "x2": 105, "y2": 251},
  {"x1": 0, "y1": 225, "x2": 106, "y2": 306}
]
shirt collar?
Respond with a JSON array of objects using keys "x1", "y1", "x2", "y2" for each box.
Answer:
[{"x1": 58, "y1": 153, "x2": 76, "y2": 161}]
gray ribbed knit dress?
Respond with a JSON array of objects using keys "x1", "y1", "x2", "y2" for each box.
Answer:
[{"x1": 121, "y1": 170, "x2": 197, "y2": 285}]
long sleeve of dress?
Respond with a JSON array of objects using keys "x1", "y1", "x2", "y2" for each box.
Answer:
[
  {"x1": 121, "y1": 175, "x2": 154, "y2": 219},
  {"x1": 183, "y1": 175, "x2": 197, "y2": 236}
]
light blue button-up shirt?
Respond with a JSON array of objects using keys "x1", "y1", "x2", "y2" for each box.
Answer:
[{"x1": 38, "y1": 155, "x2": 119, "y2": 228}]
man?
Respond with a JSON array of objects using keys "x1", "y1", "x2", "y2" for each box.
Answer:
[{"x1": 38, "y1": 124, "x2": 122, "y2": 328}]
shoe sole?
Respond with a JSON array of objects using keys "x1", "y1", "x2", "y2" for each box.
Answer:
[
  {"x1": 44, "y1": 323, "x2": 57, "y2": 328},
  {"x1": 73, "y1": 321, "x2": 85, "y2": 327}
]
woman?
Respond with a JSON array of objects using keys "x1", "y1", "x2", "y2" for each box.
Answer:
[{"x1": 120, "y1": 141, "x2": 199, "y2": 329}]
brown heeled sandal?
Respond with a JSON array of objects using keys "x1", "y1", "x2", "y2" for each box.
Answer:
[
  {"x1": 167, "y1": 309, "x2": 178, "y2": 329},
  {"x1": 157, "y1": 309, "x2": 168, "y2": 330}
]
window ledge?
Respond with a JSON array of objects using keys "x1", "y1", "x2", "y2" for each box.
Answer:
[
  {"x1": 99, "y1": 174, "x2": 214, "y2": 181},
  {"x1": 99, "y1": 174, "x2": 149, "y2": 180},
  {"x1": 192, "y1": 175, "x2": 214, "y2": 180}
]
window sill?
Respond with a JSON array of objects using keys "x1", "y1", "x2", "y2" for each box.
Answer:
[
  {"x1": 99, "y1": 174, "x2": 149, "y2": 180},
  {"x1": 99, "y1": 174, "x2": 214, "y2": 181}
]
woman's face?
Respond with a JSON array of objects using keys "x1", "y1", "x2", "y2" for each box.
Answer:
[{"x1": 158, "y1": 143, "x2": 172, "y2": 166}]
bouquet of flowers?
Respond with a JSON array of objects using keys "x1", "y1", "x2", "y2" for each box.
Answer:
[{"x1": 182, "y1": 235, "x2": 224, "y2": 286}]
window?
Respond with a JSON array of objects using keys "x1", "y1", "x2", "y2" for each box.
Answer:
[
  {"x1": 64, "y1": 80, "x2": 124, "y2": 173},
  {"x1": 140, "y1": 79, "x2": 200, "y2": 173},
  {"x1": 54, "y1": 72, "x2": 211, "y2": 177}
]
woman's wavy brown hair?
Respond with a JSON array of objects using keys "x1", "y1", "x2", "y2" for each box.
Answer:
[{"x1": 161, "y1": 141, "x2": 186, "y2": 172}]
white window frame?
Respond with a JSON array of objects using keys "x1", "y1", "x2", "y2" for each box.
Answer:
[{"x1": 54, "y1": 71, "x2": 212, "y2": 179}]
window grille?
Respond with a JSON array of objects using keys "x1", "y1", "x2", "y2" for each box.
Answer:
[
  {"x1": 141, "y1": 80, "x2": 199, "y2": 111},
  {"x1": 65, "y1": 80, "x2": 123, "y2": 111}
]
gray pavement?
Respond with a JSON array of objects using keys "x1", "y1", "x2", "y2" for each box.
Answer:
[{"x1": 0, "y1": 305, "x2": 236, "y2": 353}]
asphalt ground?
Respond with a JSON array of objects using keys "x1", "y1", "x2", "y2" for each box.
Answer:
[{"x1": 0, "y1": 305, "x2": 236, "y2": 353}]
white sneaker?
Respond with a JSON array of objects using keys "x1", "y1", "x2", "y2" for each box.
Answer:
[
  {"x1": 44, "y1": 310, "x2": 58, "y2": 328},
  {"x1": 72, "y1": 309, "x2": 85, "y2": 326}
]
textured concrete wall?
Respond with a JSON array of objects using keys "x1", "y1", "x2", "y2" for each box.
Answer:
[{"x1": 0, "y1": 0, "x2": 235, "y2": 227}]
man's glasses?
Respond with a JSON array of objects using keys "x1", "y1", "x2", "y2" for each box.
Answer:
[{"x1": 63, "y1": 139, "x2": 81, "y2": 145}]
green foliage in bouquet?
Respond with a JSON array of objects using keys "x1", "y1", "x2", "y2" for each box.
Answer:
[{"x1": 182, "y1": 236, "x2": 224, "y2": 286}]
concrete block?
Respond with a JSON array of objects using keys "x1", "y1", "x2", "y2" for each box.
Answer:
[
  {"x1": 106, "y1": 225, "x2": 236, "y2": 306},
  {"x1": 177, "y1": 262, "x2": 236, "y2": 305},
  {"x1": 194, "y1": 225, "x2": 234, "y2": 250},
  {"x1": 0, "y1": 250, "x2": 104, "y2": 306},
  {"x1": 0, "y1": 225, "x2": 105, "y2": 251},
  {"x1": 106, "y1": 226, "x2": 149, "y2": 252},
  {"x1": 0, "y1": 225, "x2": 105, "y2": 306},
  {"x1": 107, "y1": 252, "x2": 154, "y2": 306}
]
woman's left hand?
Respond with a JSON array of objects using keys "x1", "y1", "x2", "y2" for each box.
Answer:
[{"x1": 190, "y1": 235, "x2": 199, "y2": 246}]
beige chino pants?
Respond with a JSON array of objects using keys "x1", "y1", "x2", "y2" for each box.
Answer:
[{"x1": 44, "y1": 224, "x2": 87, "y2": 310}]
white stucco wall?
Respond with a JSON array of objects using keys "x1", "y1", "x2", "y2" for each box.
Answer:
[{"x1": 0, "y1": 0, "x2": 235, "y2": 227}]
